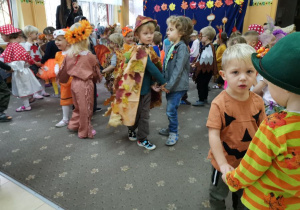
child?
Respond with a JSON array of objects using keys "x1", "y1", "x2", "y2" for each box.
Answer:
[
  {"x1": 101, "y1": 33, "x2": 123, "y2": 95},
  {"x1": 152, "y1": 31, "x2": 162, "y2": 57},
  {"x1": 53, "y1": 28, "x2": 72, "y2": 128},
  {"x1": 189, "y1": 30, "x2": 199, "y2": 62},
  {"x1": 23, "y1": 25, "x2": 49, "y2": 98},
  {"x1": 37, "y1": 33, "x2": 47, "y2": 56},
  {"x1": 0, "y1": 61, "x2": 13, "y2": 121},
  {"x1": 243, "y1": 30, "x2": 259, "y2": 49},
  {"x1": 158, "y1": 16, "x2": 193, "y2": 145},
  {"x1": 213, "y1": 32, "x2": 227, "y2": 89},
  {"x1": 223, "y1": 32, "x2": 300, "y2": 210},
  {"x1": 192, "y1": 26, "x2": 217, "y2": 106},
  {"x1": 0, "y1": 24, "x2": 42, "y2": 112},
  {"x1": 57, "y1": 20, "x2": 101, "y2": 139},
  {"x1": 38, "y1": 26, "x2": 60, "y2": 97},
  {"x1": 122, "y1": 26, "x2": 134, "y2": 52},
  {"x1": 206, "y1": 44, "x2": 266, "y2": 209},
  {"x1": 106, "y1": 15, "x2": 167, "y2": 150}
]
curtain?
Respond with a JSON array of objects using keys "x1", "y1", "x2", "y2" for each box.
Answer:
[
  {"x1": 44, "y1": 0, "x2": 60, "y2": 27},
  {"x1": 128, "y1": 0, "x2": 143, "y2": 27}
]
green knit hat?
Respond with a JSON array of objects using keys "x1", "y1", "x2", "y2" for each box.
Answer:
[{"x1": 251, "y1": 32, "x2": 300, "y2": 95}]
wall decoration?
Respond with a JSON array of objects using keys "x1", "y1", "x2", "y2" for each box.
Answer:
[
  {"x1": 206, "y1": 0, "x2": 214, "y2": 9},
  {"x1": 190, "y1": 1, "x2": 197, "y2": 9},
  {"x1": 21, "y1": 0, "x2": 33, "y2": 3},
  {"x1": 154, "y1": 4, "x2": 161, "y2": 12},
  {"x1": 225, "y1": 0, "x2": 233, "y2": 6},
  {"x1": 215, "y1": 0, "x2": 223, "y2": 8},
  {"x1": 181, "y1": 0, "x2": 188, "y2": 15},
  {"x1": 169, "y1": 3, "x2": 176, "y2": 11},
  {"x1": 250, "y1": 0, "x2": 273, "y2": 6},
  {"x1": 198, "y1": 1, "x2": 206, "y2": 9},
  {"x1": 35, "y1": 0, "x2": 44, "y2": 4},
  {"x1": 161, "y1": 3, "x2": 168, "y2": 11},
  {"x1": 235, "y1": 0, "x2": 244, "y2": 5},
  {"x1": 207, "y1": 13, "x2": 216, "y2": 25}
]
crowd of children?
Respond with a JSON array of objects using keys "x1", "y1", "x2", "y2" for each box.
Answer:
[{"x1": 0, "y1": 14, "x2": 299, "y2": 209}]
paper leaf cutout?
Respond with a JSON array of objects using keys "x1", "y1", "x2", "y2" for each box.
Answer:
[
  {"x1": 207, "y1": 0, "x2": 214, "y2": 8},
  {"x1": 111, "y1": 103, "x2": 120, "y2": 113},
  {"x1": 154, "y1": 4, "x2": 161, "y2": 12},
  {"x1": 234, "y1": 0, "x2": 243, "y2": 5},
  {"x1": 125, "y1": 92, "x2": 132, "y2": 97},
  {"x1": 123, "y1": 84, "x2": 130, "y2": 91},
  {"x1": 136, "y1": 48, "x2": 147, "y2": 60},
  {"x1": 131, "y1": 60, "x2": 144, "y2": 73},
  {"x1": 190, "y1": 1, "x2": 197, "y2": 9},
  {"x1": 169, "y1": 3, "x2": 176, "y2": 11},
  {"x1": 225, "y1": 0, "x2": 233, "y2": 5},
  {"x1": 134, "y1": 73, "x2": 142, "y2": 83},
  {"x1": 198, "y1": 1, "x2": 206, "y2": 9},
  {"x1": 116, "y1": 89, "x2": 124, "y2": 100},
  {"x1": 215, "y1": 0, "x2": 223, "y2": 7},
  {"x1": 122, "y1": 96, "x2": 128, "y2": 104},
  {"x1": 124, "y1": 73, "x2": 128, "y2": 80},
  {"x1": 161, "y1": 3, "x2": 168, "y2": 11},
  {"x1": 133, "y1": 83, "x2": 140, "y2": 93},
  {"x1": 181, "y1": 1, "x2": 188, "y2": 10},
  {"x1": 118, "y1": 80, "x2": 123, "y2": 87},
  {"x1": 124, "y1": 51, "x2": 131, "y2": 63}
]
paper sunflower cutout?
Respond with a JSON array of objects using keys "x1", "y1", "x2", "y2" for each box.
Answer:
[
  {"x1": 235, "y1": 0, "x2": 244, "y2": 5},
  {"x1": 169, "y1": 3, "x2": 176, "y2": 11},
  {"x1": 161, "y1": 3, "x2": 168, "y2": 11},
  {"x1": 198, "y1": 1, "x2": 206, "y2": 9},
  {"x1": 206, "y1": 0, "x2": 214, "y2": 9},
  {"x1": 181, "y1": 1, "x2": 188, "y2": 10},
  {"x1": 190, "y1": 1, "x2": 197, "y2": 9},
  {"x1": 225, "y1": 0, "x2": 233, "y2": 5},
  {"x1": 215, "y1": 0, "x2": 223, "y2": 8},
  {"x1": 154, "y1": 4, "x2": 161, "y2": 12}
]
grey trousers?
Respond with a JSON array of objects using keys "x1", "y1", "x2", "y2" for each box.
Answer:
[
  {"x1": 128, "y1": 92, "x2": 151, "y2": 141},
  {"x1": 209, "y1": 167, "x2": 244, "y2": 210}
]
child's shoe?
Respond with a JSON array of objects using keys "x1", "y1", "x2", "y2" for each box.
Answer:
[
  {"x1": 42, "y1": 92, "x2": 50, "y2": 97},
  {"x1": 52, "y1": 94, "x2": 60, "y2": 98},
  {"x1": 166, "y1": 132, "x2": 178, "y2": 146},
  {"x1": 33, "y1": 93, "x2": 44, "y2": 99},
  {"x1": 192, "y1": 100, "x2": 205, "y2": 106},
  {"x1": 128, "y1": 129, "x2": 137, "y2": 141},
  {"x1": 16, "y1": 106, "x2": 31, "y2": 112},
  {"x1": 55, "y1": 119, "x2": 69, "y2": 128},
  {"x1": 137, "y1": 139, "x2": 156, "y2": 150},
  {"x1": 159, "y1": 128, "x2": 169, "y2": 136}
]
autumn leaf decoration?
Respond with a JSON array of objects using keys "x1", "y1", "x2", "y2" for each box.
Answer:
[
  {"x1": 136, "y1": 48, "x2": 147, "y2": 60},
  {"x1": 265, "y1": 111, "x2": 287, "y2": 129},
  {"x1": 123, "y1": 51, "x2": 131, "y2": 63},
  {"x1": 263, "y1": 193, "x2": 286, "y2": 210},
  {"x1": 226, "y1": 173, "x2": 240, "y2": 190},
  {"x1": 285, "y1": 151, "x2": 300, "y2": 169}
]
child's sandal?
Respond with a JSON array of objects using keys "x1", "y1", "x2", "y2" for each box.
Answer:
[{"x1": 16, "y1": 106, "x2": 32, "y2": 112}]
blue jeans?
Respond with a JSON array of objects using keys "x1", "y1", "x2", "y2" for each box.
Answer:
[{"x1": 166, "y1": 90, "x2": 187, "y2": 133}]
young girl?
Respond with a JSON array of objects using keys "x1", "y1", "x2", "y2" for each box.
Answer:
[
  {"x1": 0, "y1": 24, "x2": 41, "y2": 111},
  {"x1": 53, "y1": 28, "x2": 72, "y2": 128},
  {"x1": 158, "y1": 16, "x2": 193, "y2": 145},
  {"x1": 57, "y1": 20, "x2": 101, "y2": 139},
  {"x1": 122, "y1": 26, "x2": 134, "y2": 52},
  {"x1": 38, "y1": 26, "x2": 60, "y2": 97},
  {"x1": 223, "y1": 32, "x2": 300, "y2": 210},
  {"x1": 213, "y1": 31, "x2": 227, "y2": 89},
  {"x1": 101, "y1": 33, "x2": 123, "y2": 95},
  {"x1": 23, "y1": 25, "x2": 50, "y2": 98}
]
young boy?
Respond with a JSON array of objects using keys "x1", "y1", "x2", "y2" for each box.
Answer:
[
  {"x1": 192, "y1": 26, "x2": 217, "y2": 106},
  {"x1": 152, "y1": 31, "x2": 162, "y2": 57},
  {"x1": 243, "y1": 30, "x2": 259, "y2": 49},
  {"x1": 107, "y1": 15, "x2": 167, "y2": 150},
  {"x1": 158, "y1": 15, "x2": 193, "y2": 145},
  {"x1": 206, "y1": 44, "x2": 266, "y2": 209},
  {"x1": 223, "y1": 32, "x2": 300, "y2": 210}
]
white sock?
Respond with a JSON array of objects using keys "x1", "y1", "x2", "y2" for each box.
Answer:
[
  {"x1": 62, "y1": 106, "x2": 70, "y2": 121},
  {"x1": 22, "y1": 97, "x2": 30, "y2": 107}
]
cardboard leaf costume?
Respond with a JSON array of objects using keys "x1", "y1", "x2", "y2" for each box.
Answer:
[{"x1": 106, "y1": 21, "x2": 163, "y2": 127}]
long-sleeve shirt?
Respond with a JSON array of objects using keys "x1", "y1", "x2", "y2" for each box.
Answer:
[
  {"x1": 41, "y1": 41, "x2": 60, "y2": 64},
  {"x1": 190, "y1": 38, "x2": 200, "y2": 58},
  {"x1": 226, "y1": 111, "x2": 300, "y2": 210},
  {"x1": 216, "y1": 44, "x2": 226, "y2": 71}
]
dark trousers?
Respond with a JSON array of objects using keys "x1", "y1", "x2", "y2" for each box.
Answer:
[
  {"x1": 196, "y1": 71, "x2": 213, "y2": 101},
  {"x1": 128, "y1": 92, "x2": 151, "y2": 141},
  {"x1": 0, "y1": 79, "x2": 11, "y2": 113}
]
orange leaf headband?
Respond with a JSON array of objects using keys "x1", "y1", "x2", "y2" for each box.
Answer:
[
  {"x1": 64, "y1": 20, "x2": 93, "y2": 44},
  {"x1": 122, "y1": 27, "x2": 132, "y2": 37}
]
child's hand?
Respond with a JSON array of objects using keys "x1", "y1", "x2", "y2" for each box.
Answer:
[
  {"x1": 191, "y1": 63, "x2": 196, "y2": 68},
  {"x1": 161, "y1": 83, "x2": 169, "y2": 93},
  {"x1": 221, "y1": 173, "x2": 227, "y2": 184},
  {"x1": 35, "y1": 62, "x2": 42, "y2": 67},
  {"x1": 219, "y1": 163, "x2": 234, "y2": 175},
  {"x1": 151, "y1": 84, "x2": 161, "y2": 92}
]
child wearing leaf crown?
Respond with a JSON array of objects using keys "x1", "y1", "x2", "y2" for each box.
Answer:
[
  {"x1": 106, "y1": 15, "x2": 167, "y2": 150},
  {"x1": 122, "y1": 26, "x2": 134, "y2": 52},
  {"x1": 57, "y1": 20, "x2": 102, "y2": 139},
  {"x1": 223, "y1": 32, "x2": 300, "y2": 210}
]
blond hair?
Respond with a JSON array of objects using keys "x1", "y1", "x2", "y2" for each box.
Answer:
[
  {"x1": 227, "y1": 36, "x2": 247, "y2": 47},
  {"x1": 167, "y1": 16, "x2": 193, "y2": 44},
  {"x1": 67, "y1": 23, "x2": 89, "y2": 57},
  {"x1": 135, "y1": 22, "x2": 156, "y2": 36},
  {"x1": 23, "y1": 25, "x2": 38, "y2": 37},
  {"x1": 222, "y1": 44, "x2": 256, "y2": 69},
  {"x1": 243, "y1": 30, "x2": 259, "y2": 43},
  {"x1": 109, "y1": 33, "x2": 123, "y2": 48},
  {"x1": 200, "y1": 26, "x2": 216, "y2": 41}
]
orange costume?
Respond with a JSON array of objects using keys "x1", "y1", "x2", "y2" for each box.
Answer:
[{"x1": 55, "y1": 51, "x2": 73, "y2": 106}]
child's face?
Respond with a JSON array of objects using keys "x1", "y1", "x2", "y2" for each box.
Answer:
[
  {"x1": 124, "y1": 31, "x2": 134, "y2": 45},
  {"x1": 220, "y1": 59, "x2": 256, "y2": 98},
  {"x1": 199, "y1": 32, "x2": 210, "y2": 45},
  {"x1": 267, "y1": 81, "x2": 288, "y2": 107},
  {"x1": 166, "y1": 24, "x2": 181, "y2": 44},
  {"x1": 190, "y1": 35, "x2": 196, "y2": 41},
  {"x1": 108, "y1": 40, "x2": 118, "y2": 50},
  {"x1": 137, "y1": 25, "x2": 154, "y2": 45},
  {"x1": 45, "y1": 34, "x2": 54, "y2": 41},
  {"x1": 55, "y1": 35, "x2": 69, "y2": 51},
  {"x1": 0, "y1": 33, "x2": 9, "y2": 42},
  {"x1": 30, "y1": 32, "x2": 38, "y2": 40},
  {"x1": 244, "y1": 36, "x2": 257, "y2": 48}
]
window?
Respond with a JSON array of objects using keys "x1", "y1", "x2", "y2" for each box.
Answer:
[{"x1": 0, "y1": 0, "x2": 12, "y2": 25}]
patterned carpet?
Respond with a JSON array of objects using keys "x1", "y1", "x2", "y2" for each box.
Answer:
[{"x1": 0, "y1": 79, "x2": 226, "y2": 210}]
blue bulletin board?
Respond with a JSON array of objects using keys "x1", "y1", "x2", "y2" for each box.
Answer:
[{"x1": 143, "y1": 0, "x2": 249, "y2": 39}]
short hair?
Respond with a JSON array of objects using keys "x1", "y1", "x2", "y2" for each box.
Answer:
[
  {"x1": 18, "y1": 30, "x2": 27, "y2": 41},
  {"x1": 7, "y1": 32, "x2": 20, "y2": 39},
  {"x1": 230, "y1": 31, "x2": 242, "y2": 38},
  {"x1": 166, "y1": 16, "x2": 193, "y2": 45},
  {"x1": 109, "y1": 33, "x2": 123, "y2": 48},
  {"x1": 222, "y1": 44, "x2": 256, "y2": 69},
  {"x1": 243, "y1": 30, "x2": 259, "y2": 42},
  {"x1": 227, "y1": 36, "x2": 247, "y2": 47},
  {"x1": 217, "y1": 32, "x2": 228, "y2": 43},
  {"x1": 155, "y1": 24, "x2": 160, "y2": 32},
  {"x1": 43, "y1": 26, "x2": 56, "y2": 35},
  {"x1": 135, "y1": 22, "x2": 156, "y2": 36},
  {"x1": 23, "y1": 25, "x2": 38, "y2": 37},
  {"x1": 200, "y1": 26, "x2": 216, "y2": 41},
  {"x1": 153, "y1": 31, "x2": 162, "y2": 45}
]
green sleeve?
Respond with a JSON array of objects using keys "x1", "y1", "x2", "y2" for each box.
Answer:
[{"x1": 146, "y1": 56, "x2": 166, "y2": 85}]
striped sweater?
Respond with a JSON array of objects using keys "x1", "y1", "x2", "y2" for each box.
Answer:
[{"x1": 226, "y1": 111, "x2": 300, "y2": 210}]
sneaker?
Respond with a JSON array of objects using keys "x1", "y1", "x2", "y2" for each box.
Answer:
[
  {"x1": 166, "y1": 132, "x2": 179, "y2": 146},
  {"x1": 128, "y1": 129, "x2": 137, "y2": 141},
  {"x1": 137, "y1": 139, "x2": 156, "y2": 150},
  {"x1": 55, "y1": 119, "x2": 69, "y2": 128},
  {"x1": 192, "y1": 100, "x2": 205, "y2": 106},
  {"x1": 180, "y1": 99, "x2": 191, "y2": 105},
  {"x1": 159, "y1": 128, "x2": 169, "y2": 136}
]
